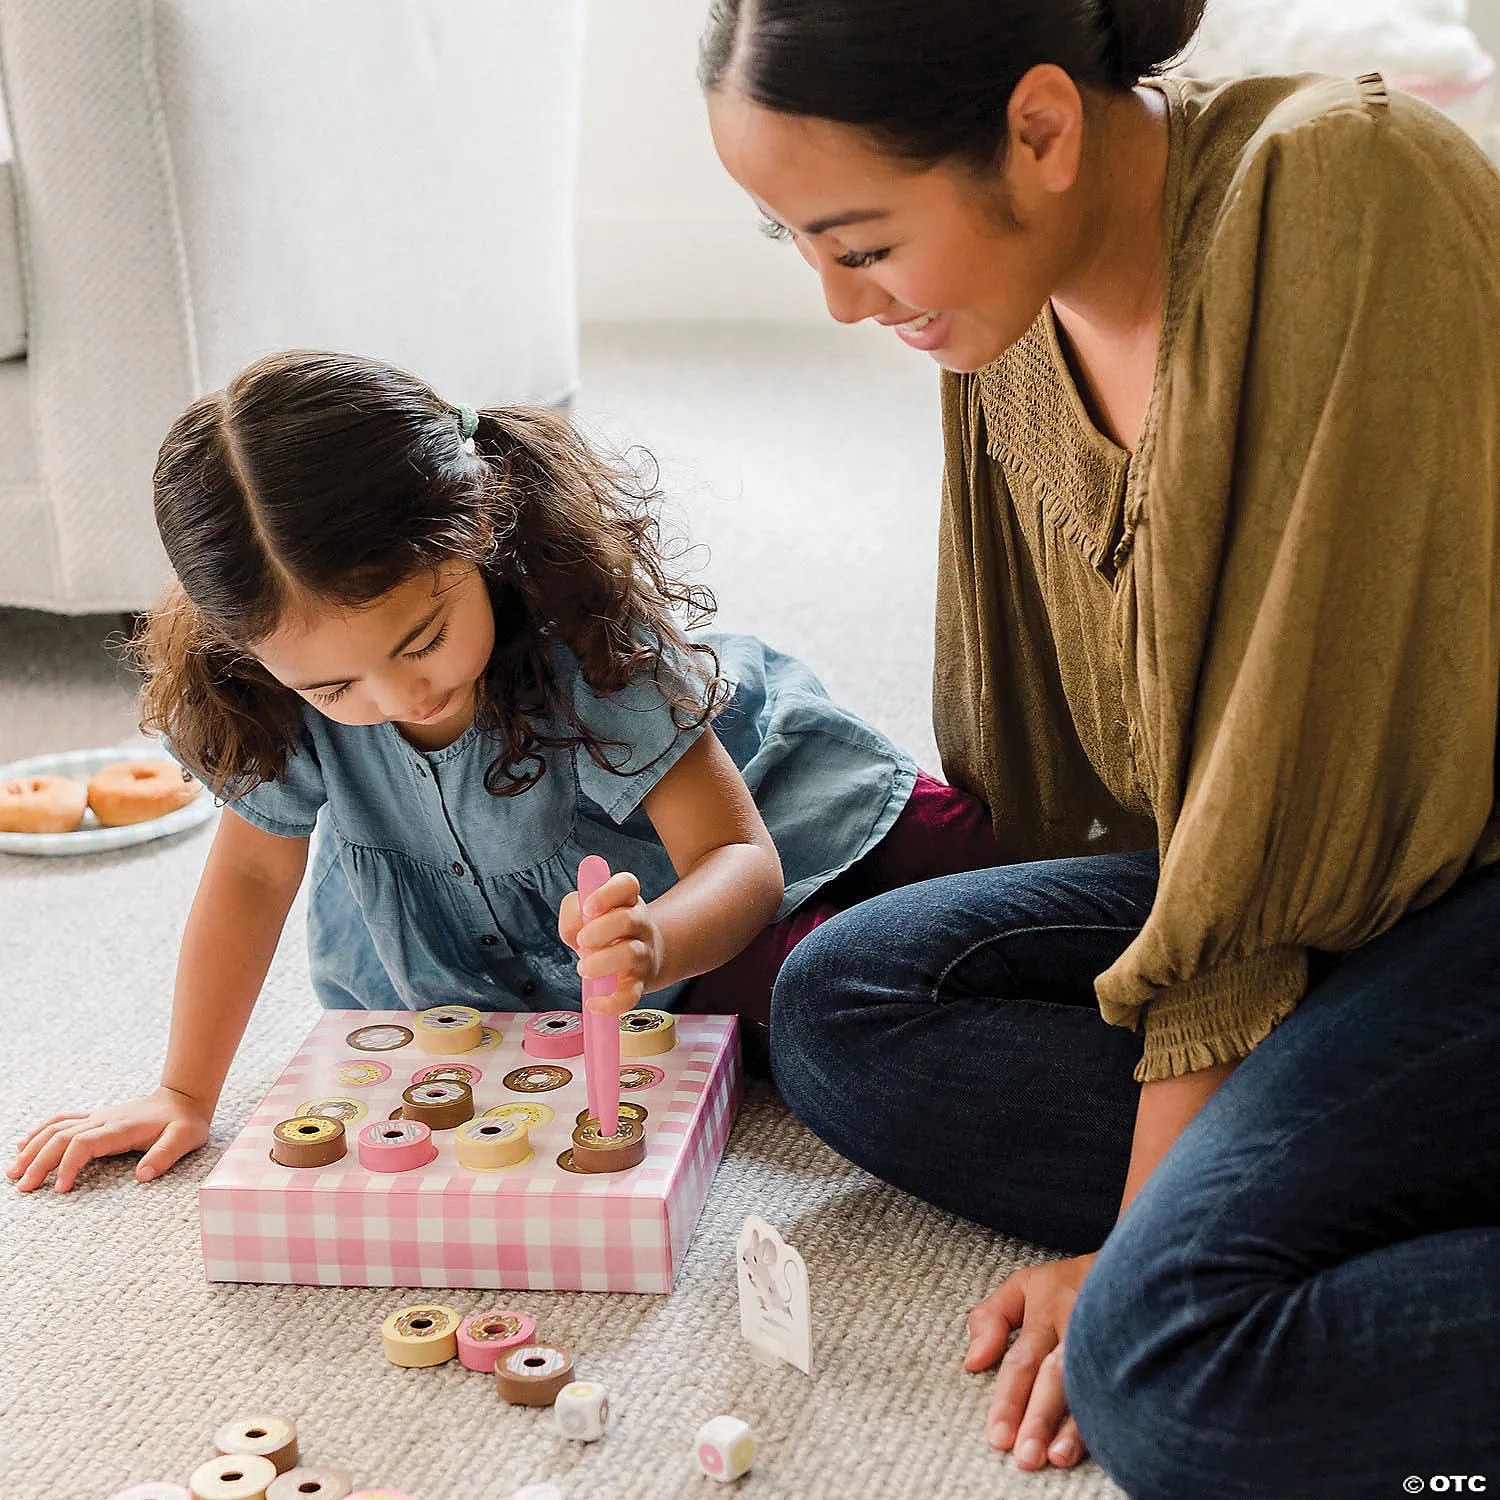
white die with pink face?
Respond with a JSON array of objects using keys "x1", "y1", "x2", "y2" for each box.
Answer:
[
  {"x1": 695, "y1": 1415, "x2": 755, "y2": 1482},
  {"x1": 553, "y1": 1380, "x2": 610, "y2": 1441}
]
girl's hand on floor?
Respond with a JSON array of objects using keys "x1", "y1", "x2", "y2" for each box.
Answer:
[
  {"x1": 966, "y1": 1252, "x2": 1098, "y2": 1470},
  {"x1": 7, "y1": 1086, "x2": 212, "y2": 1193},
  {"x1": 557, "y1": 869, "x2": 663, "y2": 1016}
]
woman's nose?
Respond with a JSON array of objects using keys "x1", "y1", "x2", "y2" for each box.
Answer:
[{"x1": 817, "y1": 264, "x2": 888, "y2": 326}]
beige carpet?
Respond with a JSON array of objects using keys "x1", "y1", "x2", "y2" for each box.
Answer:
[{"x1": 0, "y1": 323, "x2": 1128, "y2": 1500}]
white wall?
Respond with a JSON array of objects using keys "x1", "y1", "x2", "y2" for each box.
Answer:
[{"x1": 575, "y1": 0, "x2": 824, "y2": 322}]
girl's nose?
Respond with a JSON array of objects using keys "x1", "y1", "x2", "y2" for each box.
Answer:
[{"x1": 375, "y1": 673, "x2": 428, "y2": 722}]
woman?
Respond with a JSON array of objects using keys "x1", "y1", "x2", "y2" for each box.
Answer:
[{"x1": 701, "y1": 0, "x2": 1500, "y2": 1494}]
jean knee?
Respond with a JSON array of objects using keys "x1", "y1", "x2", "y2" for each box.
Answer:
[{"x1": 767, "y1": 908, "x2": 880, "y2": 1131}]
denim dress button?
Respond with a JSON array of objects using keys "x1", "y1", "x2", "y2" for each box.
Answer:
[
  {"x1": 521, "y1": 980, "x2": 538, "y2": 998},
  {"x1": 480, "y1": 934, "x2": 498, "y2": 948},
  {"x1": 450, "y1": 861, "x2": 464, "y2": 877}
]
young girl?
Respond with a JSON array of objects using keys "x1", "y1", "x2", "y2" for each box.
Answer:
[{"x1": 10, "y1": 349, "x2": 998, "y2": 1194}]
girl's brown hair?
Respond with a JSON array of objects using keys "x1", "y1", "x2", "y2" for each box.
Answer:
[{"x1": 137, "y1": 349, "x2": 726, "y2": 799}]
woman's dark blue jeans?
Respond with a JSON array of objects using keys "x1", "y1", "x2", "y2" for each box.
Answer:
[{"x1": 770, "y1": 850, "x2": 1500, "y2": 1499}]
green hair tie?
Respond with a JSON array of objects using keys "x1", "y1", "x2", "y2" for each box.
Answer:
[{"x1": 457, "y1": 404, "x2": 480, "y2": 440}]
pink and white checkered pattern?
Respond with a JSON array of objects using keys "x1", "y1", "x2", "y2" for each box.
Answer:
[{"x1": 200, "y1": 1012, "x2": 743, "y2": 1294}]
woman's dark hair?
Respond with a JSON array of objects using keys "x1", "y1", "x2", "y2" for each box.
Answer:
[
  {"x1": 699, "y1": 0, "x2": 1205, "y2": 169},
  {"x1": 137, "y1": 349, "x2": 726, "y2": 799}
]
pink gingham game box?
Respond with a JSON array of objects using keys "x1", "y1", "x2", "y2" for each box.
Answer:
[{"x1": 199, "y1": 1011, "x2": 742, "y2": 1294}]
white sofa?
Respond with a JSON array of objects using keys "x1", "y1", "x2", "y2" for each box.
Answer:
[{"x1": 0, "y1": 0, "x2": 584, "y2": 614}]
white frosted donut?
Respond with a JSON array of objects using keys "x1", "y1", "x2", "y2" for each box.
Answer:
[
  {"x1": 87, "y1": 758, "x2": 200, "y2": 827},
  {"x1": 0, "y1": 773, "x2": 87, "y2": 833}
]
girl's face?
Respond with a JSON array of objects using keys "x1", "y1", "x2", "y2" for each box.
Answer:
[
  {"x1": 254, "y1": 562, "x2": 495, "y2": 743},
  {"x1": 706, "y1": 70, "x2": 1087, "y2": 374}
]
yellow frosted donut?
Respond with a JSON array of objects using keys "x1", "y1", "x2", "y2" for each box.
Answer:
[
  {"x1": 0, "y1": 773, "x2": 87, "y2": 833},
  {"x1": 87, "y1": 759, "x2": 200, "y2": 827}
]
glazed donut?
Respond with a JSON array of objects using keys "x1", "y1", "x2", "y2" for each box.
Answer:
[
  {"x1": 87, "y1": 759, "x2": 200, "y2": 827},
  {"x1": 0, "y1": 773, "x2": 87, "y2": 833}
]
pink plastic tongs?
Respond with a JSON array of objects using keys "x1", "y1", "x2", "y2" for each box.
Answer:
[{"x1": 577, "y1": 855, "x2": 621, "y2": 1137}]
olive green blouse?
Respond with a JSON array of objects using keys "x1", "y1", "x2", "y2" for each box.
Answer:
[{"x1": 934, "y1": 72, "x2": 1500, "y2": 1083}]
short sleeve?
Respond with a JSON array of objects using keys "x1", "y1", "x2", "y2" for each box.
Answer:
[
  {"x1": 165, "y1": 722, "x2": 326, "y2": 839},
  {"x1": 1095, "y1": 84, "x2": 1500, "y2": 1082},
  {"x1": 568, "y1": 640, "x2": 722, "y2": 823}
]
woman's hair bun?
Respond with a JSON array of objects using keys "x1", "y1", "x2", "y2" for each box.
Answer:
[{"x1": 1103, "y1": 0, "x2": 1207, "y2": 86}]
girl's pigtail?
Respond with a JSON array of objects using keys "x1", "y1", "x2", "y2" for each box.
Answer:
[
  {"x1": 134, "y1": 585, "x2": 303, "y2": 799},
  {"x1": 466, "y1": 406, "x2": 729, "y2": 793}
]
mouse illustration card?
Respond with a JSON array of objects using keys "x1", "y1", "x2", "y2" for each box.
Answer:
[{"x1": 737, "y1": 1214, "x2": 812, "y2": 1375}]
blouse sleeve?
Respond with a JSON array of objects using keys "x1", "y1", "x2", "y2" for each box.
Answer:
[
  {"x1": 1096, "y1": 84, "x2": 1500, "y2": 1082},
  {"x1": 568, "y1": 638, "x2": 721, "y2": 823},
  {"x1": 934, "y1": 370, "x2": 1156, "y2": 860}
]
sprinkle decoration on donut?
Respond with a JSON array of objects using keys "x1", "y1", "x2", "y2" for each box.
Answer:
[
  {"x1": 0, "y1": 773, "x2": 88, "y2": 833},
  {"x1": 344, "y1": 1024, "x2": 413, "y2": 1053},
  {"x1": 86, "y1": 758, "x2": 200, "y2": 827},
  {"x1": 502, "y1": 1064, "x2": 572, "y2": 1094}
]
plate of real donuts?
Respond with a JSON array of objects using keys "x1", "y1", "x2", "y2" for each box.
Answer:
[{"x1": 0, "y1": 739, "x2": 218, "y2": 856}]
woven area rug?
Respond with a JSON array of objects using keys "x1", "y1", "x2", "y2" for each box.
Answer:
[{"x1": 0, "y1": 323, "x2": 1130, "y2": 1500}]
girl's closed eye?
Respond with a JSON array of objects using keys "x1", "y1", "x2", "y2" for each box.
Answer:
[
  {"x1": 406, "y1": 622, "x2": 449, "y2": 660},
  {"x1": 314, "y1": 683, "x2": 350, "y2": 706}
]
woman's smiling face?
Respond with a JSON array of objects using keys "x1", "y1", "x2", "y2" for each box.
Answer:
[{"x1": 707, "y1": 74, "x2": 1085, "y2": 374}]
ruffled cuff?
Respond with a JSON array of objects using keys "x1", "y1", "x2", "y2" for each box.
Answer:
[{"x1": 1101, "y1": 945, "x2": 1308, "y2": 1084}]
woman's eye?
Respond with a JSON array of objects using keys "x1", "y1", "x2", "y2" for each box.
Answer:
[
  {"x1": 314, "y1": 684, "x2": 350, "y2": 706},
  {"x1": 406, "y1": 623, "x2": 449, "y2": 661},
  {"x1": 758, "y1": 215, "x2": 793, "y2": 243},
  {"x1": 835, "y1": 247, "x2": 890, "y2": 270}
]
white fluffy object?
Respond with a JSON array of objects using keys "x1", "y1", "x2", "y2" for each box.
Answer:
[{"x1": 1177, "y1": 0, "x2": 1491, "y2": 84}]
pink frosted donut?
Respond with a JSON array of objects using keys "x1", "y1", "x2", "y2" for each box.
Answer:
[
  {"x1": 523, "y1": 1011, "x2": 584, "y2": 1059},
  {"x1": 0, "y1": 773, "x2": 87, "y2": 833},
  {"x1": 457, "y1": 1309, "x2": 537, "y2": 1372},
  {"x1": 356, "y1": 1119, "x2": 436, "y2": 1172},
  {"x1": 87, "y1": 758, "x2": 200, "y2": 827}
]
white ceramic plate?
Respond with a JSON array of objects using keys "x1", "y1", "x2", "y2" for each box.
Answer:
[{"x1": 0, "y1": 740, "x2": 218, "y2": 857}]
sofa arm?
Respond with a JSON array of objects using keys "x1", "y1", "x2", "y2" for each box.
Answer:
[{"x1": 0, "y1": 0, "x2": 584, "y2": 611}]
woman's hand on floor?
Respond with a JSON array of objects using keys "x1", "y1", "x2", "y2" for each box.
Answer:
[
  {"x1": 966, "y1": 1252, "x2": 1097, "y2": 1469},
  {"x1": 7, "y1": 1086, "x2": 212, "y2": 1192}
]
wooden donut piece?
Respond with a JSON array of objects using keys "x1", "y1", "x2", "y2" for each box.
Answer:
[
  {"x1": 0, "y1": 773, "x2": 87, "y2": 833},
  {"x1": 454, "y1": 1115, "x2": 531, "y2": 1171},
  {"x1": 412, "y1": 1004, "x2": 483, "y2": 1054},
  {"x1": 269, "y1": 1116, "x2": 346, "y2": 1168},
  {"x1": 214, "y1": 1415, "x2": 298, "y2": 1475},
  {"x1": 522, "y1": 1011, "x2": 584, "y2": 1059},
  {"x1": 356, "y1": 1119, "x2": 436, "y2": 1172},
  {"x1": 189, "y1": 1454, "x2": 278, "y2": 1500},
  {"x1": 399, "y1": 1078, "x2": 474, "y2": 1130},
  {"x1": 457, "y1": 1309, "x2": 536, "y2": 1372},
  {"x1": 265, "y1": 1468, "x2": 352, "y2": 1500},
  {"x1": 87, "y1": 758, "x2": 200, "y2": 827},
  {"x1": 381, "y1": 1303, "x2": 461, "y2": 1367},
  {"x1": 575, "y1": 1101, "x2": 647, "y2": 1128},
  {"x1": 617, "y1": 1008, "x2": 676, "y2": 1057},
  {"x1": 494, "y1": 1343, "x2": 575, "y2": 1405},
  {"x1": 568, "y1": 1115, "x2": 646, "y2": 1173}
]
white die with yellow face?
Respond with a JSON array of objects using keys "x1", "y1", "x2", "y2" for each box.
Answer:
[
  {"x1": 695, "y1": 1415, "x2": 755, "y2": 1482},
  {"x1": 553, "y1": 1380, "x2": 610, "y2": 1441}
]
